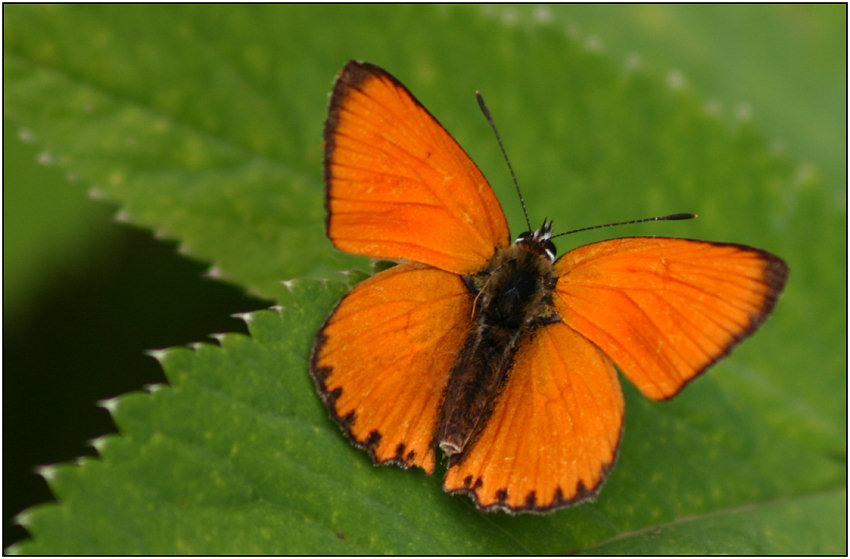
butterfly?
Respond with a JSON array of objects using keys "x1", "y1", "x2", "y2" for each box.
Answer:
[{"x1": 310, "y1": 60, "x2": 789, "y2": 513}]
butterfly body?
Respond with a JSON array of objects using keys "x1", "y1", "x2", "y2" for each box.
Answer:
[
  {"x1": 437, "y1": 224, "x2": 559, "y2": 459},
  {"x1": 311, "y1": 60, "x2": 788, "y2": 513}
]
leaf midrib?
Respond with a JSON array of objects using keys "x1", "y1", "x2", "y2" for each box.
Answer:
[{"x1": 576, "y1": 486, "x2": 843, "y2": 553}]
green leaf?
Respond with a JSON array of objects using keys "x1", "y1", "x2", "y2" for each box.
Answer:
[
  {"x1": 583, "y1": 488, "x2": 846, "y2": 555},
  {"x1": 559, "y1": 4, "x2": 848, "y2": 194},
  {"x1": 14, "y1": 282, "x2": 533, "y2": 554},
  {"x1": 6, "y1": 4, "x2": 844, "y2": 554},
  {"x1": 2, "y1": 117, "x2": 118, "y2": 320}
]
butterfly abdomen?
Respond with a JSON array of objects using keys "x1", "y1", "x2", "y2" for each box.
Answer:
[{"x1": 436, "y1": 241, "x2": 559, "y2": 462}]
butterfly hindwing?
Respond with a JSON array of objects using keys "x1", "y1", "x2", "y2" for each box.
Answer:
[
  {"x1": 324, "y1": 61, "x2": 510, "y2": 275},
  {"x1": 311, "y1": 262, "x2": 472, "y2": 473},
  {"x1": 443, "y1": 321, "x2": 624, "y2": 512},
  {"x1": 554, "y1": 237, "x2": 788, "y2": 400}
]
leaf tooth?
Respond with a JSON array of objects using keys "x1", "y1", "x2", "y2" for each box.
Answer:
[
  {"x1": 232, "y1": 311, "x2": 256, "y2": 324},
  {"x1": 624, "y1": 52, "x2": 643, "y2": 72},
  {"x1": 176, "y1": 242, "x2": 194, "y2": 256},
  {"x1": 209, "y1": 332, "x2": 227, "y2": 344},
  {"x1": 96, "y1": 395, "x2": 122, "y2": 415},
  {"x1": 280, "y1": 279, "x2": 297, "y2": 293},
  {"x1": 36, "y1": 151, "x2": 54, "y2": 165},
  {"x1": 34, "y1": 464, "x2": 59, "y2": 482},
  {"x1": 114, "y1": 209, "x2": 132, "y2": 223},
  {"x1": 13, "y1": 508, "x2": 34, "y2": 531},
  {"x1": 143, "y1": 382, "x2": 166, "y2": 394},
  {"x1": 337, "y1": 269, "x2": 359, "y2": 281},
  {"x1": 145, "y1": 348, "x2": 170, "y2": 363},
  {"x1": 151, "y1": 227, "x2": 171, "y2": 240},
  {"x1": 73, "y1": 456, "x2": 95, "y2": 467},
  {"x1": 204, "y1": 265, "x2": 225, "y2": 279},
  {"x1": 585, "y1": 34, "x2": 603, "y2": 52},
  {"x1": 667, "y1": 69, "x2": 686, "y2": 90},
  {"x1": 88, "y1": 435, "x2": 110, "y2": 454},
  {"x1": 735, "y1": 102, "x2": 753, "y2": 121}
]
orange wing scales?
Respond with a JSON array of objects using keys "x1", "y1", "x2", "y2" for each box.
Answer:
[
  {"x1": 443, "y1": 322, "x2": 624, "y2": 511},
  {"x1": 311, "y1": 263, "x2": 471, "y2": 473},
  {"x1": 324, "y1": 61, "x2": 510, "y2": 274},
  {"x1": 555, "y1": 238, "x2": 788, "y2": 400}
]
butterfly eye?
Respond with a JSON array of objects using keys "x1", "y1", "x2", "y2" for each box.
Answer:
[
  {"x1": 542, "y1": 240, "x2": 557, "y2": 261},
  {"x1": 514, "y1": 221, "x2": 557, "y2": 261}
]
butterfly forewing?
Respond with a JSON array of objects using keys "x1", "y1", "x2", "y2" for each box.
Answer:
[
  {"x1": 324, "y1": 61, "x2": 510, "y2": 275},
  {"x1": 554, "y1": 237, "x2": 788, "y2": 400}
]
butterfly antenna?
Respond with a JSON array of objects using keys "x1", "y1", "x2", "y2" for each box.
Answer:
[
  {"x1": 476, "y1": 92, "x2": 532, "y2": 232},
  {"x1": 552, "y1": 213, "x2": 698, "y2": 239}
]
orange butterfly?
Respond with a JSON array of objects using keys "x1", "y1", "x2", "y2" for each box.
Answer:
[{"x1": 311, "y1": 60, "x2": 788, "y2": 513}]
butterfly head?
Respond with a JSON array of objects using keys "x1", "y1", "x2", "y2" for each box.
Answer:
[{"x1": 514, "y1": 220, "x2": 557, "y2": 262}]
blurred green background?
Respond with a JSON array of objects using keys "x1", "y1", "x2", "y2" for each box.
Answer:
[{"x1": 4, "y1": 4, "x2": 845, "y2": 550}]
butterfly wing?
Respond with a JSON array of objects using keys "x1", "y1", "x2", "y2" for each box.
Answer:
[
  {"x1": 324, "y1": 60, "x2": 510, "y2": 275},
  {"x1": 443, "y1": 321, "x2": 624, "y2": 512},
  {"x1": 554, "y1": 237, "x2": 789, "y2": 400},
  {"x1": 311, "y1": 262, "x2": 472, "y2": 473}
]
